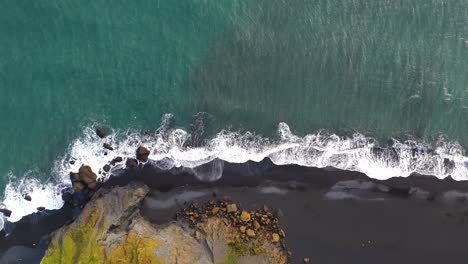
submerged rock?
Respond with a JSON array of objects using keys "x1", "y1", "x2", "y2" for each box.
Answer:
[{"x1": 136, "y1": 146, "x2": 150, "y2": 162}]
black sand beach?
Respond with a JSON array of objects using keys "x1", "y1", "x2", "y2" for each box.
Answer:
[{"x1": 1, "y1": 159, "x2": 468, "y2": 263}]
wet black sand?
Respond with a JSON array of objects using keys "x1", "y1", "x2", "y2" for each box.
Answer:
[{"x1": 1, "y1": 158, "x2": 468, "y2": 263}]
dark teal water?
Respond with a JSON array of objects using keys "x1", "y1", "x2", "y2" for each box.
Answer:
[{"x1": 0, "y1": 0, "x2": 467, "y2": 191}]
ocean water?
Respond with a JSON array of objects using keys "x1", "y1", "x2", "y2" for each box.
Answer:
[{"x1": 0, "y1": 0, "x2": 467, "y2": 223}]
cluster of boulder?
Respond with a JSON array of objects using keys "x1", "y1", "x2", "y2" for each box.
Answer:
[
  {"x1": 177, "y1": 197, "x2": 291, "y2": 258},
  {"x1": 61, "y1": 128, "x2": 152, "y2": 208}
]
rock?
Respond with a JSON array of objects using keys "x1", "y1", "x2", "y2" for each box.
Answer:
[
  {"x1": 41, "y1": 183, "x2": 214, "y2": 264},
  {"x1": 0, "y1": 208, "x2": 12, "y2": 217},
  {"x1": 253, "y1": 220, "x2": 261, "y2": 230},
  {"x1": 103, "y1": 143, "x2": 114, "y2": 151},
  {"x1": 239, "y1": 226, "x2": 246, "y2": 233},
  {"x1": 136, "y1": 146, "x2": 150, "y2": 162},
  {"x1": 110, "y1": 156, "x2": 123, "y2": 165},
  {"x1": 211, "y1": 207, "x2": 220, "y2": 215},
  {"x1": 69, "y1": 160, "x2": 75, "y2": 165},
  {"x1": 78, "y1": 165, "x2": 97, "y2": 185},
  {"x1": 279, "y1": 229, "x2": 286, "y2": 238},
  {"x1": 303, "y1": 257, "x2": 311, "y2": 263},
  {"x1": 62, "y1": 192, "x2": 73, "y2": 204},
  {"x1": 69, "y1": 172, "x2": 80, "y2": 182},
  {"x1": 240, "y1": 211, "x2": 251, "y2": 222},
  {"x1": 87, "y1": 182, "x2": 98, "y2": 190},
  {"x1": 272, "y1": 233, "x2": 280, "y2": 243},
  {"x1": 125, "y1": 158, "x2": 138, "y2": 168},
  {"x1": 246, "y1": 229, "x2": 256, "y2": 237},
  {"x1": 23, "y1": 194, "x2": 32, "y2": 202},
  {"x1": 103, "y1": 164, "x2": 111, "y2": 172},
  {"x1": 72, "y1": 181, "x2": 85, "y2": 192},
  {"x1": 96, "y1": 128, "x2": 105, "y2": 138},
  {"x1": 37, "y1": 207, "x2": 45, "y2": 211},
  {"x1": 226, "y1": 203, "x2": 238, "y2": 213}
]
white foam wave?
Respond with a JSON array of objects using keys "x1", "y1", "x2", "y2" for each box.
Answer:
[{"x1": 1, "y1": 115, "x2": 467, "y2": 224}]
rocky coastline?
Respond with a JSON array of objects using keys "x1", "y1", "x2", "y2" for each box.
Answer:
[{"x1": 0, "y1": 128, "x2": 468, "y2": 263}]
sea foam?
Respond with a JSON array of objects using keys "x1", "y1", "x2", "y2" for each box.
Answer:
[{"x1": 1, "y1": 114, "x2": 467, "y2": 227}]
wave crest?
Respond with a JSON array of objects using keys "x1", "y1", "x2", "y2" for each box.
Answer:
[{"x1": 1, "y1": 115, "x2": 467, "y2": 223}]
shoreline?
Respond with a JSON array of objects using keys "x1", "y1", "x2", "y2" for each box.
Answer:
[{"x1": 1, "y1": 159, "x2": 468, "y2": 263}]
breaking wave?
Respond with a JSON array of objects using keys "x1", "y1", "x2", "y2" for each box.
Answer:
[{"x1": 1, "y1": 114, "x2": 467, "y2": 226}]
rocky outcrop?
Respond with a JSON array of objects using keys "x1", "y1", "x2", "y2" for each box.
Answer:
[
  {"x1": 41, "y1": 182, "x2": 287, "y2": 264},
  {"x1": 136, "y1": 146, "x2": 150, "y2": 162}
]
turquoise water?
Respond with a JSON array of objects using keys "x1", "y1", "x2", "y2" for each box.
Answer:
[{"x1": 0, "y1": 0, "x2": 467, "y2": 193}]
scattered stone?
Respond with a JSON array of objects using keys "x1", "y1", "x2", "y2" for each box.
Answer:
[
  {"x1": 240, "y1": 226, "x2": 246, "y2": 233},
  {"x1": 272, "y1": 233, "x2": 280, "y2": 243},
  {"x1": 211, "y1": 207, "x2": 220, "y2": 215},
  {"x1": 303, "y1": 257, "x2": 311, "y2": 263},
  {"x1": 246, "y1": 229, "x2": 256, "y2": 237},
  {"x1": 253, "y1": 220, "x2": 261, "y2": 230},
  {"x1": 0, "y1": 208, "x2": 12, "y2": 217},
  {"x1": 37, "y1": 207, "x2": 45, "y2": 211},
  {"x1": 79, "y1": 165, "x2": 97, "y2": 185},
  {"x1": 240, "y1": 210, "x2": 251, "y2": 222},
  {"x1": 126, "y1": 158, "x2": 138, "y2": 168},
  {"x1": 136, "y1": 146, "x2": 150, "y2": 162},
  {"x1": 279, "y1": 229, "x2": 286, "y2": 238},
  {"x1": 23, "y1": 194, "x2": 32, "y2": 202},
  {"x1": 103, "y1": 143, "x2": 114, "y2": 151},
  {"x1": 227, "y1": 203, "x2": 238, "y2": 213},
  {"x1": 96, "y1": 128, "x2": 106, "y2": 138},
  {"x1": 103, "y1": 164, "x2": 111, "y2": 173}
]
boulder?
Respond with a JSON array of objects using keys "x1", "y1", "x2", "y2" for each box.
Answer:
[
  {"x1": 23, "y1": 194, "x2": 32, "y2": 202},
  {"x1": 96, "y1": 128, "x2": 106, "y2": 138},
  {"x1": 103, "y1": 143, "x2": 114, "y2": 151},
  {"x1": 0, "y1": 208, "x2": 12, "y2": 217},
  {"x1": 226, "y1": 203, "x2": 238, "y2": 213},
  {"x1": 126, "y1": 158, "x2": 138, "y2": 168},
  {"x1": 69, "y1": 172, "x2": 80, "y2": 182},
  {"x1": 136, "y1": 146, "x2": 150, "y2": 162},
  {"x1": 88, "y1": 182, "x2": 98, "y2": 190},
  {"x1": 272, "y1": 233, "x2": 280, "y2": 243},
  {"x1": 240, "y1": 211, "x2": 251, "y2": 222},
  {"x1": 103, "y1": 164, "x2": 111, "y2": 173},
  {"x1": 78, "y1": 165, "x2": 97, "y2": 185},
  {"x1": 72, "y1": 181, "x2": 85, "y2": 192},
  {"x1": 110, "y1": 156, "x2": 123, "y2": 165}
]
